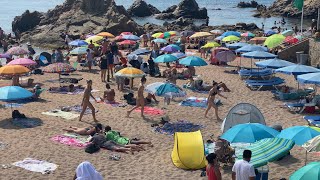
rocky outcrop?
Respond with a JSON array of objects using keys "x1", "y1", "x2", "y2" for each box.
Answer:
[
  {"x1": 155, "y1": 0, "x2": 208, "y2": 20},
  {"x1": 237, "y1": 1, "x2": 259, "y2": 8},
  {"x1": 127, "y1": 0, "x2": 160, "y2": 17},
  {"x1": 162, "y1": 5, "x2": 177, "y2": 13},
  {"x1": 12, "y1": 0, "x2": 143, "y2": 48},
  {"x1": 256, "y1": 0, "x2": 319, "y2": 18},
  {"x1": 12, "y1": 10, "x2": 43, "y2": 33}
]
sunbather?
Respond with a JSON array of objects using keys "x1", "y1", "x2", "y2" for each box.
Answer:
[
  {"x1": 145, "y1": 93, "x2": 158, "y2": 104},
  {"x1": 196, "y1": 80, "x2": 230, "y2": 92},
  {"x1": 63, "y1": 123, "x2": 103, "y2": 136},
  {"x1": 104, "y1": 126, "x2": 153, "y2": 146},
  {"x1": 90, "y1": 133, "x2": 144, "y2": 154},
  {"x1": 205, "y1": 81, "x2": 227, "y2": 120},
  {"x1": 79, "y1": 80, "x2": 98, "y2": 122},
  {"x1": 100, "y1": 83, "x2": 115, "y2": 103}
]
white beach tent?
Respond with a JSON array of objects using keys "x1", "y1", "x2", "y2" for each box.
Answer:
[{"x1": 221, "y1": 103, "x2": 265, "y2": 133}]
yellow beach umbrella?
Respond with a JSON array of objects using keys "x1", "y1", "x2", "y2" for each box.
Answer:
[
  {"x1": 97, "y1": 32, "x2": 115, "y2": 38},
  {"x1": 201, "y1": 42, "x2": 220, "y2": 49},
  {"x1": 190, "y1": 32, "x2": 212, "y2": 38},
  {"x1": 152, "y1": 32, "x2": 163, "y2": 38},
  {"x1": 85, "y1": 35, "x2": 103, "y2": 43},
  {"x1": 264, "y1": 34, "x2": 285, "y2": 49},
  {"x1": 222, "y1": 35, "x2": 240, "y2": 42},
  {"x1": 168, "y1": 31, "x2": 178, "y2": 36},
  {"x1": 0, "y1": 65, "x2": 30, "y2": 75},
  {"x1": 114, "y1": 67, "x2": 145, "y2": 78}
]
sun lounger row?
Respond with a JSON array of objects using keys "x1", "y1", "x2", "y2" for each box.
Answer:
[
  {"x1": 245, "y1": 77, "x2": 285, "y2": 91},
  {"x1": 271, "y1": 89, "x2": 314, "y2": 100},
  {"x1": 239, "y1": 69, "x2": 273, "y2": 79}
]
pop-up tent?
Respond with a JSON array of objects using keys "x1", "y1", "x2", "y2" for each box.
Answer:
[
  {"x1": 171, "y1": 130, "x2": 206, "y2": 169},
  {"x1": 221, "y1": 103, "x2": 265, "y2": 133}
]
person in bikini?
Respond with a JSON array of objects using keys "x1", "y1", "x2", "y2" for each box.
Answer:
[
  {"x1": 205, "y1": 81, "x2": 227, "y2": 121},
  {"x1": 63, "y1": 123, "x2": 103, "y2": 136},
  {"x1": 100, "y1": 83, "x2": 115, "y2": 103},
  {"x1": 127, "y1": 77, "x2": 146, "y2": 118},
  {"x1": 79, "y1": 80, "x2": 98, "y2": 122}
]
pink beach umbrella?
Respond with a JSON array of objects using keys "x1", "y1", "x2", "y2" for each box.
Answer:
[
  {"x1": 120, "y1": 32, "x2": 133, "y2": 36},
  {"x1": 7, "y1": 58, "x2": 37, "y2": 66},
  {"x1": 216, "y1": 50, "x2": 236, "y2": 63},
  {"x1": 7, "y1": 47, "x2": 28, "y2": 56},
  {"x1": 0, "y1": 53, "x2": 12, "y2": 58}
]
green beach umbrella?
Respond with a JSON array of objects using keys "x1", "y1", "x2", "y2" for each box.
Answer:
[
  {"x1": 222, "y1": 35, "x2": 240, "y2": 42},
  {"x1": 264, "y1": 34, "x2": 285, "y2": 49},
  {"x1": 290, "y1": 162, "x2": 320, "y2": 180},
  {"x1": 236, "y1": 138, "x2": 295, "y2": 168}
]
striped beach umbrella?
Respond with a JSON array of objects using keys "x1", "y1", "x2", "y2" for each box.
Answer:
[
  {"x1": 114, "y1": 67, "x2": 145, "y2": 78},
  {"x1": 236, "y1": 138, "x2": 295, "y2": 168},
  {"x1": 152, "y1": 32, "x2": 163, "y2": 38}
]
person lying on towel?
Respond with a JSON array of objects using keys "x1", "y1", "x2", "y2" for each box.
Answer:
[
  {"x1": 104, "y1": 126, "x2": 153, "y2": 146},
  {"x1": 195, "y1": 80, "x2": 231, "y2": 92},
  {"x1": 90, "y1": 132, "x2": 144, "y2": 154},
  {"x1": 63, "y1": 123, "x2": 103, "y2": 136}
]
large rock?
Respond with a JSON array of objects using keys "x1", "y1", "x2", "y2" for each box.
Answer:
[
  {"x1": 12, "y1": 10, "x2": 43, "y2": 33},
  {"x1": 162, "y1": 5, "x2": 177, "y2": 13},
  {"x1": 257, "y1": 0, "x2": 319, "y2": 18},
  {"x1": 12, "y1": 0, "x2": 143, "y2": 48},
  {"x1": 156, "y1": 0, "x2": 208, "y2": 20},
  {"x1": 237, "y1": 1, "x2": 259, "y2": 8},
  {"x1": 127, "y1": 0, "x2": 160, "y2": 17}
]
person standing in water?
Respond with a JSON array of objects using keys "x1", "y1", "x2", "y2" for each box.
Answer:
[
  {"x1": 205, "y1": 81, "x2": 227, "y2": 121},
  {"x1": 127, "y1": 77, "x2": 146, "y2": 118},
  {"x1": 79, "y1": 80, "x2": 98, "y2": 122}
]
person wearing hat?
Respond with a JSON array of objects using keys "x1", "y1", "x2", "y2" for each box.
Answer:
[{"x1": 27, "y1": 43, "x2": 36, "y2": 56}]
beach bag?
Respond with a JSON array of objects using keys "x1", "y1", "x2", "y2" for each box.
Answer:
[
  {"x1": 33, "y1": 69, "x2": 43, "y2": 75},
  {"x1": 12, "y1": 110, "x2": 26, "y2": 119},
  {"x1": 85, "y1": 143, "x2": 100, "y2": 154}
]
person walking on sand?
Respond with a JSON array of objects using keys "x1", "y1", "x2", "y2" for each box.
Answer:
[
  {"x1": 79, "y1": 80, "x2": 98, "y2": 122},
  {"x1": 127, "y1": 77, "x2": 146, "y2": 118},
  {"x1": 205, "y1": 81, "x2": 227, "y2": 121},
  {"x1": 232, "y1": 150, "x2": 256, "y2": 180},
  {"x1": 206, "y1": 153, "x2": 222, "y2": 180}
]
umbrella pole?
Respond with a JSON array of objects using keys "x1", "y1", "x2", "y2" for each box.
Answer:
[
  {"x1": 305, "y1": 150, "x2": 307, "y2": 165},
  {"x1": 59, "y1": 73, "x2": 61, "y2": 87}
]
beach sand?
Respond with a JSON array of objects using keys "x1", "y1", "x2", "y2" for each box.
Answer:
[{"x1": 0, "y1": 56, "x2": 318, "y2": 180}]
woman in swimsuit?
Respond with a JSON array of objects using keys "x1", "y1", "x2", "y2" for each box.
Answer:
[
  {"x1": 205, "y1": 81, "x2": 227, "y2": 121},
  {"x1": 127, "y1": 77, "x2": 146, "y2": 118},
  {"x1": 79, "y1": 80, "x2": 98, "y2": 122},
  {"x1": 63, "y1": 123, "x2": 102, "y2": 136}
]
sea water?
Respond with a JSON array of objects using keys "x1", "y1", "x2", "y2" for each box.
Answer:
[{"x1": 0, "y1": 0, "x2": 311, "y2": 33}]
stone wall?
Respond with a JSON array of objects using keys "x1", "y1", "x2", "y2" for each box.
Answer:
[
  {"x1": 278, "y1": 39, "x2": 309, "y2": 64},
  {"x1": 309, "y1": 38, "x2": 320, "y2": 66}
]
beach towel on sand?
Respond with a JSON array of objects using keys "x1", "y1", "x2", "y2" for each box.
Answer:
[
  {"x1": 12, "y1": 118, "x2": 42, "y2": 128},
  {"x1": 60, "y1": 105, "x2": 98, "y2": 115},
  {"x1": 51, "y1": 134, "x2": 90, "y2": 148},
  {"x1": 154, "y1": 120, "x2": 204, "y2": 135},
  {"x1": 134, "y1": 106, "x2": 165, "y2": 116},
  {"x1": 42, "y1": 110, "x2": 79, "y2": 120},
  {"x1": 12, "y1": 158, "x2": 58, "y2": 174},
  {"x1": 180, "y1": 97, "x2": 222, "y2": 108}
]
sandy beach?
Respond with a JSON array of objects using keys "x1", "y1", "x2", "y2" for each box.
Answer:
[{"x1": 0, "y1": 56, "x2": 318, "y2": 180}]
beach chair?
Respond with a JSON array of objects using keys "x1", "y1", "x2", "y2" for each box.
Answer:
[
  {"x1": 304, "y1": 116, "x2": 320, "y2": 127},
  {"x1": 285, "y1": 95, "x2": 320, "y2": 114},
  {"x1": 239, "y1": 69, "x2": 273, "y2": 79},
  {"x1": 245, "y1": 77, "x2": 285, "y2": 91},
  {"x1": 272, "y1": 89, "x2": 314, "y2": 100}
]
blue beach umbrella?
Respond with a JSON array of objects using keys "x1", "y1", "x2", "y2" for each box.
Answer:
[
  {"x1": 68, "y1": 39, "x2": 88, "y2": 46},
  {"x1": 264, "y1": 29, "x2": 277, "y2": 36},
  {"x1": 241, "y1": 51, "x2": 277, "y2": 59},
  {"x1": 152, "y1": 38, "x2": 167, "y2": 44},
  {"x1": 275, "y1": 65, "x2": 320, "y2": 76},
  {"x1": 122, "y1": 35, "x2": 140, "y2": 41},
  {"x1": 255, "y1": 58, "x2": 295, "y2": 69},
  {"x1": 130, "y1": 48, "x2": 151, "y2": 55},
  {"x1": 290, "y1": 162, "x2": 320, "y2": 180},
  {"x1": 171, "y1": 52, "x2": 187, "y2": 59},
  {"x1": 277, "y1": 126, "x2": 320, "y2": 146},
  {"x1": 221, "y1": 123, "x2": 280, "y2": 143},
  {"x1": 161, "y1": 44, "x2": 181, "y2": 53},
  {"x1": 235, "y1": 45, "x2": 268, "y2": 53},
  {"x1": 154, "y1": 54, "x2": 178, "y2": 63},
  {"x1": 155, "y1": 83, "x2": 186, "y2": 98},
  {"x1": 0, "y1": 86, "x2": 33, "y2": 101},
  {"x1": 222, "y1": 31, "x2": 241, "y2": 37},
  {"x1": 179, "y1": 56, "x2": 208, "y2": 66},
  {"x1": 70, "y1": 47, "x2": 89, "y2": 55},
  {"x1": 297, "y1": 73, "x2": 320, "y2": 85},
  {"x1": 226, "y1": 42, "x2": 249, "y2": 49}
]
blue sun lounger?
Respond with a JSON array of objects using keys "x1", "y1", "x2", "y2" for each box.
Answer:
[
  {"x1": 245, "y1": 77, "x2": 285, "y2": 91},
  {"x1": 304, "y1": 116, "x2": 320, "y2": 127},
  {"x1": 239, "y1": 69, "x2": 273, "y2": 79},
  {"x1": 285, "y1": 95, "x2": 320, "y2": 114}
]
